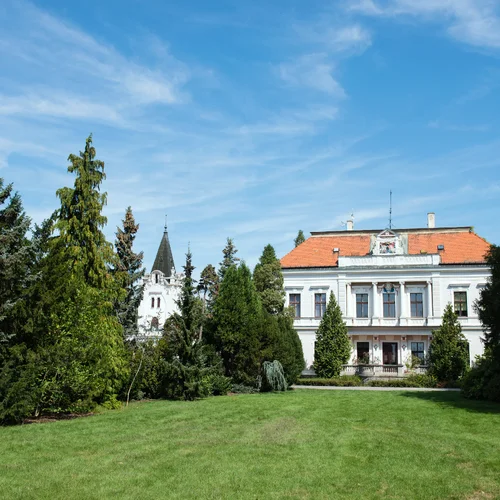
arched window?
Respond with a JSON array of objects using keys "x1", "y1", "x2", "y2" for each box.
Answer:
[
  {"x1": 151, "y1": 297, "x2": 155, "y2": 308},
  {"x1": 155, "y1": 273, "x2": 159, "y2": 284},
  {"x1": 157, "y1": 297, "x2": 161, "y2": 308},
  {"x1": 151, "y1": 317, "x2": 159, "y2": 329}
]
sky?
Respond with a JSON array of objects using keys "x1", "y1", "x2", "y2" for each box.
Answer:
[{"x1": 1, "y1": 0, "x2": 500, "y2": 275}]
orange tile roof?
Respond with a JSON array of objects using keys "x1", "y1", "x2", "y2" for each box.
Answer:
[{"x1": 280, "y1": 229, "x2": 490, "y2": 268}]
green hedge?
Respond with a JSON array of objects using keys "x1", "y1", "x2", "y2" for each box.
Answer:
[
  {"x1": 295, "y1": 376, "x2": 363, "y2": 387},
  {"x1": 367, "y1": 374, "x2": 438, "y2": 388}
]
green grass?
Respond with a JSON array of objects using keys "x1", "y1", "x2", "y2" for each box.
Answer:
[{"x1": 1, "y1": 391, "x2": 500, "y2": 499}]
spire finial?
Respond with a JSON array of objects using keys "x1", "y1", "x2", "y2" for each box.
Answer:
[{"x1": 164, "y1": 214, "x2": 168, "y2": 233}]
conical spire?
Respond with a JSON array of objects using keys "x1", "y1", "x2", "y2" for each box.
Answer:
[{"x1": 152, "y1": 219, "x2": 175, "y2": 277}]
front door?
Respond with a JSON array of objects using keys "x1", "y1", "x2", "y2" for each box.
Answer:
[{"x1": 383, "y1": 342, "x2": 398, "y2": 364}]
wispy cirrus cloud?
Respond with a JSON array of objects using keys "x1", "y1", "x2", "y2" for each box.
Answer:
[{"x1": 349, "y1": 0, "x2": 500, "y2": 50}]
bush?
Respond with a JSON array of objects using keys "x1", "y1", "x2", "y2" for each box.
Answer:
[
  {"x1": 367, "y1": 375, "x2": 438, "y2": 388},
  {"x1": 461, "y1": 354, "x2": 500, "y2": 402},
  {"x1": 295, "y1": 376, "x2": 363, "y2": 387},
  {"x1": 261, "y1": 360, "x2": 287, "y2": 392},
  {"x1": 231, "y1": 384, "x2": 260, "y2": 394},
  {"x1": 205, "y1": 373, "x2": 232, "y2": 396}
]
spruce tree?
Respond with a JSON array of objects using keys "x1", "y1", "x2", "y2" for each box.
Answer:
[
  {"x1": 314, "y1": 292, "x2": 351, "y2": 377},
  {"x1": 114, "y1": 207, "x2": 145, "y2": 338},
  {"x1": 161, "y1": 249, "x2": 211, "y2": 400},
  {"x1": 212, "y1": 263, "x2": 262, "y2": 385},
  {"x1": 253, "y1": 244, "x2": 285, "y2": 315},
  {"x1": 428, "y1": 304, "x2": 469, "y2": 382},
  {"x1": 218, "y1": 237, "x2": 240, "y2": 281},
  {"x1": 294, "y1": 230, "x2": 306, "y2": 247},
  {"x1": 0, "y1": 179, "x2": 31, "y2": 349}
]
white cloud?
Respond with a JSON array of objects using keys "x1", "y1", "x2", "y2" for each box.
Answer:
[
  {"x1": 278, "y1": 54, "x2": 346, "y2": 96},
  {"x1": 349, "y1": 0, "x2": 500, "y2": 49}
]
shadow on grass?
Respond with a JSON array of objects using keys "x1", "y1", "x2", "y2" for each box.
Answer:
[{"x1": 398, "y1": 391, "x2": 500, "y2": 415}]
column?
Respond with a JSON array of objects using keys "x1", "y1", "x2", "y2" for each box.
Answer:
[
  {"x1": 372, "y1": 282, "x2": 378, "y2": 318},
  {"x1": 399, "y1": 281, "x2": 406, "y2": 318},
  {"x1": 346, "y1": 283, "x2": 352, "y2": 317},
  {"x1": 426, "y1": 281, "x2": 433, "y2": 318}
]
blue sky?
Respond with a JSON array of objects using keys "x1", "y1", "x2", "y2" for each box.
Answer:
[{"x1": 1, "y1": 0, "x2": 500, "y2": 275}]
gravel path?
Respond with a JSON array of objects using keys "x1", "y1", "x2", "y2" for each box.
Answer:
[{"x1": 292, "y1": 385, "x2": 460, "y2": 392}]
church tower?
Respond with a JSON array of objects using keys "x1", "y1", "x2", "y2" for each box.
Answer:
[{"x1": 137, "y1": 222, "x2": 182, "y2": 337}]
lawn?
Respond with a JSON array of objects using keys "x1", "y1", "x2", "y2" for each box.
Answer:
[{"x1": 1, "y1": 390, "x2": 500, "y2": 500}]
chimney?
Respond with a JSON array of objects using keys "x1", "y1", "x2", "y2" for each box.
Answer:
[
  {"x1": 427, "y1": 212, "x2": 435, "y2": 229},
  {"x1": 346, "y1": 219, "x2": 354, "y2": 231}
]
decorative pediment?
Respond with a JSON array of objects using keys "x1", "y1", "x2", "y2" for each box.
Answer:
[
  {"x1": 377, "y1": 282, "x2": 400, "y2": 293},
  {"x1": 373, "y1": 229, "x2": 402, "y2": 255}
]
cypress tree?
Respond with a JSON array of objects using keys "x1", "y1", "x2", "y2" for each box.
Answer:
[
  {"x1": 428, "y1": 304, "x2": 469, "y2": 382},
  {"x1": 212, "y1": 263, "x2": 262, "y2": 385},
  {"x1": 314, "y1": 292, "x2": 351, "y2": 377},
  {"x1": 253, "y1": 244, "x2": 285, "y2": 315},
  {"x1": 114, "y1": 206, "x2": 145, "y2": 338}
]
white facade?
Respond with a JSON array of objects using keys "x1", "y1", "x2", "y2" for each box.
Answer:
[
  {"x1": 137, "y1": 270, "x2": 182, "y2": 337},
  {"x1": 282, "y1": 225, "x2": 490, "y2": 374}
]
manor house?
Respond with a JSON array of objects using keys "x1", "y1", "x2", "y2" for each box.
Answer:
[{"x1": 280, "y1": 213, "x2": 490, "y2": 376}]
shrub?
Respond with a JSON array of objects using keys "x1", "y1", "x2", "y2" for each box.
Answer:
[
  {"x1": 367, "y1": 375, "x2": 438, "y2": 388},
  {"x1": 231, "y1": 384, "x2": 259, "y2": 394},
  {"x1": 295, "y1": 376, "x2": 363, "y2": 387},
  {"x1": 461, "y1": 354, "x2": 500, "y2": 402},
  {"x1": 205, "y1": 373, "x2": 232, "y2": 396},
  {"x1": 261, "y1": 360, "x2": 287, "y2": 392}
]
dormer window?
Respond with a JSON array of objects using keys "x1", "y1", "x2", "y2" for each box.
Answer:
[{"x1": 155, "y1": 273, "x2": 159, "y2": 284}]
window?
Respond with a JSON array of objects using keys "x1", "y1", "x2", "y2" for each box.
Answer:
[
  {"x1": 151, "y1": 317, "x2": 159, "y2": 329},
  {"x1": 356, "y1": 342, "x2": 370, "y2": 363},
  {"x1": 155, "y1": 273, "x2": 159, "y2": 284},
  {"x1": 356, "y1": 293, "x2": 369, "y2": 318},
  {"x1": 289, "y1": 294, "x2": 301, "y2": 318},
  {"x1": 315, "y1": 293, "x2": 326, "y2": 319},
  {"x1": 454, "y1": 291, "x2": 468, "y2": 317},
  {"x1": 410, "y1": 293, "x2": 423, "y2": 317},
  {"x1": 411, "y1": 342, "x2": 425, "y2": 361},
  {"x1": 383, "y1": 292, "x2": 396, "y2": 318},
  {"x1": 151, "y1": 297, "x2": 155, "y2": 308},
  {"x1": 157, "y1": 297, "x2": 161, "y2": 308}
]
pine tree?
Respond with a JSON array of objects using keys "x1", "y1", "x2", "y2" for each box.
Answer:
[
  {"x1": 294, "y1": 230, "x2": 306, "y2": 247},
  {"x1": 314, "y1": 292, "x2": 351, "y2": 377},
  {"x1": 0, "y1": 179, "x2": 31, "y2": 349},
  {"x1": 114, "y1": 207, "x2": 145, "y2": 338},
  {"x1": 160, "y1": 249, "x2": 211, "y2": 400},
  {"x1": 428, "y1": 304, "x2": 469, "y2": 382},
  {"x1": 218, "y1": 237, "x2": 240, "y2": 281},
  {"x1": 212, "y1": 263, "x2": 262, "y2": 385},
  {"x1": 253, "y1": 244, "x2": 285, "y2": 315}
]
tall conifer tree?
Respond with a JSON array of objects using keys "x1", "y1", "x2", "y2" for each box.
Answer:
[
  {"x1": 114, "y1": 207, "x2": 145, "y2": 337},
  {"x1": 218, "y1": 237, "x2": 240, "y2": 281},
  {"x1": 314, "y1": 292, "x2": 351, "y2": 377},
  {"x1": 253, "y1": 244, "x2": 285, "y2": 315},
  {"x1": 294, "y1": 230, "x2": 305, "y2": 247}
]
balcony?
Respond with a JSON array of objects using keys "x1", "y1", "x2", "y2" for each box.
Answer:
[{"x1": 340, "y1": 364, "x2": 428, "y2": 377}]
